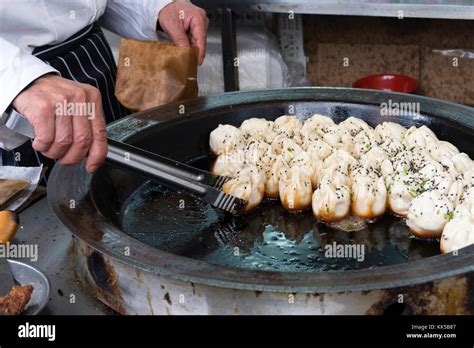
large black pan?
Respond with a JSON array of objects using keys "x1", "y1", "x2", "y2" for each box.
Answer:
[{"x1": 48, "y1": 88, "x2": 474, "y2": 292}]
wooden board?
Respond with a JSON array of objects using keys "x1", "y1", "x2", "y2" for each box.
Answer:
[{"x1": 314, "y1": 43, "x2": 419, "y2": 87}]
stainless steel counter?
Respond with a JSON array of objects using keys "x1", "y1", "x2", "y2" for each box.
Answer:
[
  {"x1": 194, "y1": 0, "x2": 474, "y2": 20},
  {"x1": 15, "y1": 198, "x2": 113, "y2": 315}
]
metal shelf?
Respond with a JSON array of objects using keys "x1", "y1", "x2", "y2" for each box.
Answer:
[{"x1": 194, "y1": 0, "x2": 474, "y2": 20}]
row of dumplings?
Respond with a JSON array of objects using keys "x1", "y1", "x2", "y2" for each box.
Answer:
[{"x1": 209, "y1": 115, "x2": 474, "y2": 253}]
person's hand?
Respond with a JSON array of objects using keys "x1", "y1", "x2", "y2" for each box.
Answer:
[
  {"x1": 158, "y1": 0, "x2": 209, "y2": 64},
  {"x1": 12, "y1": 74, "x2": 107, "y2": 173}
]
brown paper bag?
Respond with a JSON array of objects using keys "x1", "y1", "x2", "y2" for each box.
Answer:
[{"x1": 115, "y1": 39, "x2": 198, "y2": 111}]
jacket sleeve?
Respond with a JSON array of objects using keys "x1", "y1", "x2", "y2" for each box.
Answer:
[
  {"x1": 0, "y1": 38, "x2": 58, "y2": 150},
  {"x1": 101, "y1": 0, "x2": 173, "y2": 40}
]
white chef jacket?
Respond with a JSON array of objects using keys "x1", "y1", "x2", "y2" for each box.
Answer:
[{"x1": 0, "y1": 0, "x2": 172, "y2": 150}]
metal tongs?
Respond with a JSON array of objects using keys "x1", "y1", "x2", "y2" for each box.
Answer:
[
  {"x1": 2, "y1": 110, "x2": 248, "y2": 216},
  {"x1": 107, "y1": 139, "x2": 247, "y2": 215}
]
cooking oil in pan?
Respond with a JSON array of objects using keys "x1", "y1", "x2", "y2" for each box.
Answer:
[{"x1": 120, "y1": 182, "x2": 440, "y2": 273}]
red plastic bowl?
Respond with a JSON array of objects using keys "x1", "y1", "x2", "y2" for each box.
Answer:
[{"x1": 352, "y1": 74, "x2": 419, "y2": 93}]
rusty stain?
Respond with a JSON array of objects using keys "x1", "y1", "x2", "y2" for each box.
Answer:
[
  {"x1": 319, "y1": 293, "x2": 325, "y2": 314},
  {"x1": 233, "y1": 306, "x2": 240, "y2": 315},
  {"x1": 69, "y1": 243, "x2": 116, "y2": 315},
  {"x1": 190, "y1": 282, "x2": 196, "y2": 295},
  {"x1": 431, "y1": 274, "x2": 472, "y2": 314},
  {"x1": 146, "y1": 287, "x2": 154, "y2": 315},
  {"x1": 255, "y1": 290, "x2": 262, "y2": 298},
  {"x1": 103, "y1": 258, "x2": 119, "y2": 291},
  {"x1": 96, "y1": 256, "x2": 126, "y2": 314},
  {"x1": 82, "y1": 267, "x2": 126, "y2": 314},
  {"x1": 467, "y1": 274, "x2": 474, "y2": 309},
  {"x1": 164, "y1": 292, "x2": 172, "y2": 305},
  {"x1": 366, "y1": 274, "x2": 473, "y2": 315},
  {"x1": 75, "y1": 241, "x2": 126, "y2": 314},
  {"x1": 135, "y1": 269, "x2": 142, "y2": 284}
]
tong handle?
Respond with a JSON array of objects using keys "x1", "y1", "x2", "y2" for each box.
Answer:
[
  {"x1": 106, "y1": 140, "x2": 208, "y2": 196},
  {"x1": 107, "y1": 139, "x2": 208, "y2": 181}
]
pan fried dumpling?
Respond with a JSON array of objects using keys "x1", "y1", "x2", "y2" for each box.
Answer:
[
  {"x1": 315, "y1": 150, "x2": 355, "y2": 187},
  {"x1": 244, "y1": 138, "x2": 272, "y2": 166},
  {"x1": 352, "y1": 129, "x2": 383, "y2": 158},
  {"x1": 306, "y1": 114, "x2": 334, "y2": 128},
  {"x1": 281, "y1": 138, "x2": 304, "y2": 163},
  {"x1": 269, "y1": 134, "x2": 288, "y2": 155},
  {"x1": 319, "y1": 162, "x2": 351, "y2": 188},
  {"x1": 289, "y1": 151, "x2": 315, "y2": 180},
  {"x1": 212, "y1": 150, "x2": 245, "y2": 177},
  {"x1": 301, "y1": 114, "x2": 334, "y2": 141},
  {"x1": 350, "y1": 167, "x2": 387, "y2": 219},
  {"x1": 421, "y1": 172, "x2": 453, "y2": 192},
  {"x1": 306, "y1": 140, "x2": 333, "y2": 187},
  {"x1": 387, "y1": 172, "x2": 422, "y2": 216},
  {"x1": 359, "y1": 147, "x2": 393, "y2": 177},
  {"x1": 239, "y1": 118, "x2": 275, "y2": 142},
  {"x1": 461, "y1": 167, "x2": 474, "y2": 187},
  {"x1": 422, "y1": 173, "x2": 464, "y2": 205},
  {"x1": 222, "y1": 165, "x2": 265, "y2": 212},
  {"x1": 375, "y1": 122, "x2": 407, "y2": 142},
  {"x1": 279, "y1": 166, "x2": 313, "y2": 211},
  {"x1": 403, "y1": 125, "x2": 438, "y2": 149},
  {"x1": 306, "y1": 139, "x2": 333, "y2": 162},
  {"x1": 453, "y1": 187, "x2": 474, "y2": 218},
  {"x1": 380, "y1": 138, "x2": 404, "y2": 158},
  {"x1": 264, "y1": 155, "x2": 288, "y2": 199},
  {"x1": 406, "y1": 191, "x2": 454, "y2": 238},
  {"x1": 314, "y1": 150, "x2": 357, "y2": 187},
  {"x1": 390, "y1": 149, "x2": 414, "y2": 174},
  {"x1": 440, "y1": 214, "x2": 474, "y2": 253},
  {"x1": 319, "y1": 124, "x2": 352, "y2": 150},
  {"x1": 446, "y1": 177, "x2": 465, "y2": 206},
  {"x1": 339, "y1": 117, "x2": 371, "y2": 136},
  {"x1": 274, "y1": 115, "x2": 302, "y2": 139},
  {"x1": 325, "y1": 149, "x2": 358, "y2": 171},
  {"x1": 417, "y1": 156, "x2": 447, "y2": 179},
  {"x1": 209, "y1": 124, "x2": 245, "y2": 155},
  {"x1": 451, "y1": 152, "x2": 473, "y2": 173},
  {"x1": 312, "y1": 178, "x2": 351, "y2": 222},
  {"x1": 426, "y1": 140, "x2": 459, "y2": 163},
  {"x1": 391, "y1": 148, "x2": 438, "y2": 176}
]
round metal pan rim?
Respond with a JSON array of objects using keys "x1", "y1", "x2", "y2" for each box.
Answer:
[{"x1": 48, "y1": 87, "x2": 474, "y2": 293}]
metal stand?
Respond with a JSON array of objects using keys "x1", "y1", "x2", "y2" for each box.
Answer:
[{"x1": 220, "y1": 8, "x2": 239, "y2": 92}]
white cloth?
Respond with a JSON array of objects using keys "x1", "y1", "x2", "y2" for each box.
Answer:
[{"x1": 0, "y1": 0, "x2": 172, "y2": 149}]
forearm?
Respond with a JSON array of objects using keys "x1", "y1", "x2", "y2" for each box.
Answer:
[
  {"x1": 0, "y1": 38, "x2": 58, "y2": 150},
  {"x1": 0, "y1": 38, "x2": 58, "y2": 115},
  {"x1": 100, "y1": 0, "x2": 173, "y2": 40}
]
